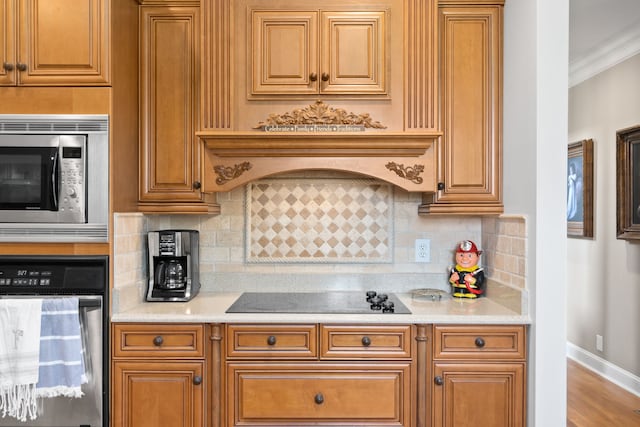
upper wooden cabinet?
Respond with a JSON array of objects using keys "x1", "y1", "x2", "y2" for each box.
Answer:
[
  {"x1": 138, "y1": 1, "x2": 219, "y2": 214},
  {"x1": 250, "y1": 9, "x2": 387, "y2": 97},
  {"x1": 0, "y1": 0, "x2": 109, "y2": 86},
  {"x1": 202, "y1": 0, "x2": 436, "y2": 132},
  {"x1": 420, "y1": 1, "x2": 504, "y2": 215}
]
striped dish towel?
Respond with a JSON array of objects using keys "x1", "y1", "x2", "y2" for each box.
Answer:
[
  {"x1": 0, "y1": 299, "x2": 42, "y2": 421},
  {"x1": 35, "y1": 298, "x2": 86, "y2": 398}
]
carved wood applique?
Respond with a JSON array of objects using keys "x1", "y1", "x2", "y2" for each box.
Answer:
[
  {"x1": 254, "y1": 100, "x2": 387, "y2": 130},
  {"x1": 213, "y1": 162, "x2": 253, "y2": 184},
  {"x1": 385, "y1": 162, "x2": 425, "y2": 184}
]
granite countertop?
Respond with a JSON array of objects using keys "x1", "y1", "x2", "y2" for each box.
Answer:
[{"x1": 111, "y1": 292, "x2": 530, "y2": 324}]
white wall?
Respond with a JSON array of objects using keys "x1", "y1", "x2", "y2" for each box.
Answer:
[
  {"x1": 568, "y1": 53, "x2": 640, "y2": 378},
  {"x1": 504, "y1": 0, "x2": 569, "y2": 425}
]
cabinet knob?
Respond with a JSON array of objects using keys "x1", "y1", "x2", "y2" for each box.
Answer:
[
  {"x1": 153, "y1": 335, "x2": 164, "y2": 346},
  {"x1": 437, "y1": 182, "x2": 445, "y2": 191},
  {"x1": 474, "y1": 337, "x2": 486, "y2": 348},
  {"x1": 266, "y1": 335, "x2": 277, "y2": 346},
  {"x1": 321, "y1": 72, "x2": 329, "y2": 81},
  {"x1": 16, "y1": 62, "x2": 27, "y2": 72},
  {"x1": 361, "y1": 336, "x2": 371, "y2": 347},
  {"x1": 314, "y1": 393, "x2": 324, "y2": 404},
  {"x1": 193, "y1": 375, "x2": 202, "y2": 385},
  {"x1": 2, "y1": 62, "x2": 14, "y2": 71},
  {"x1": 434, "y1": 376, "x2": 443, "y2": 386},
  {"x1": 193, "y1": 181, "x2": 201, "y2": 190},
  {"x1": 309, "y1": 72, "x2": 318, "y2": 82}
]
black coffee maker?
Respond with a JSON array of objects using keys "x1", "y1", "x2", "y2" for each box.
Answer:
[{"x1": 146, "y1": 230, "x2": 200, "y2": 302}]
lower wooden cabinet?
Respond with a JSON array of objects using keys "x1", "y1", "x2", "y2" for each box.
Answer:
[
  {"x1": 112, "y1": 360, "x2": 205, "y2": 427},
  {"x1": 223, "y1": 324, "x2": 415, "y2": 427},
  {"x1": 431, "y1": 325, "x2": 527, "y2": 427},
  {"x1": 110, "y1": 322, "x2": 527, "y2": 427},
  {"x1": 432, "y1": 362, "x2": 525, "y2": 427},
  {"x1": 227, "y1": 362, "x2": 411, "y2": 426},
  {"x1": 111, "y1": 323, "x2": 206, "y2": 427}
]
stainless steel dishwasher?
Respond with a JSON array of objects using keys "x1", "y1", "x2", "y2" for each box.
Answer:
[{"x1": 0, "y1": 255, "x2": 108, "y2": 427}]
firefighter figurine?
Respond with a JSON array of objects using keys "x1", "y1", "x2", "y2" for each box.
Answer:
[{"x1": 449, "y1": 240, "x2": 486, "y2": 298}]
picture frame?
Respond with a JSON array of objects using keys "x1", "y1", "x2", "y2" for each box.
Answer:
[
  {"x1": 567, "y1": 139, "x2": 594, "y2": 238},
  {"x1": 616, "y1": 125, "x2": 640, "y2": 240}
]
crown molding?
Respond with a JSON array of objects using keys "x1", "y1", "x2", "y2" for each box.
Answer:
[{"x1": 570, "y1": 25, "x2": 640, "y2": 87}]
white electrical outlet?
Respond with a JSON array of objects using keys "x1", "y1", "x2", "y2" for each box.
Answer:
[
  {"x1": 415, "y1": 239, "x2": 430, "y2": 263},
  {"x1": 596, "y1": 334, "x2": 604, "y2": 352}
]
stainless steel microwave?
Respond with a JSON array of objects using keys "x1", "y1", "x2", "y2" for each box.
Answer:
[{"x1": 0, "y1": 115, "x2": 108, "y2": 242}]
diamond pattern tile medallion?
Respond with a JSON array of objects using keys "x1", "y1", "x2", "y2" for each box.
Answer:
[{"x1": 246, "y1": 179, "x2": 392, "y2": 263}]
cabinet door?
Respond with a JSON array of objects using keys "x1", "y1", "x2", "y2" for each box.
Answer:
[
  {"x1": 139, "y1": 6, "x2": 203, "y2": 205},
  {"x1": 16, "y1": 0, "x2": 109, "y2": 85},
  {"x1": 433, "y1": 362, "x2": 525, "y2": 427},
  {"x1": 320, "y1": 11, "x2": 387, "y2": 95},
  {"x1": 112, "y1": 361, "x2": 205, "y2": 427},
  {"x1": 250, "y1": 10, "x2": 318, "y2": 95},
  {"x1": 0, "y1": 0, "x2": 16, "y2": 85},
  {"x1": 422, "y1": 6, "x2": 503, "y2": 214}
]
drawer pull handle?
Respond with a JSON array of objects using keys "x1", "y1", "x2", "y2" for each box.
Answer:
[
  {"x1": 361, "y1": 336, "x2": 371, "y2": 346},
  {"x1": 434, "y1": 376, "x2": 443, "y2": 386},
  {"x1": 267, "y1": 335, "x2": 277, "y2": 346},
  {"x1": 314, "y1": 393, "x2": 324, "y2": 404},
  {"x1": 474, "y1": 337, "x2": 486, "y2": 348},
  {"x1": 153, "y1": 335, "x2": 164, "y2": 346},
  {"x1": 193, "y1": 375, "x2": 202, "y2": 385}
]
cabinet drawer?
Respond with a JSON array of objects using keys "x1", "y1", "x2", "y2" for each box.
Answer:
[
  {"x1": 320, "y1": 325, "x2": 412, "y2": 359},
  {"x1": 226, "y1": 324, "x2": 318, "y2": 359},
  {"x1": 227, "y1": 362, "x2": 411, "y2": 427},
  {"x1": 112, "y1": 323, "x2": 204, "y2": 358},
  {"x1": 433, "y1": 325, "x2": 526, "y2": 360}
]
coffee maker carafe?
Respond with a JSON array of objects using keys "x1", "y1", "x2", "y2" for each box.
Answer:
[{"x1": 146, "y1": 230, "x2": 200, "y2": 302}]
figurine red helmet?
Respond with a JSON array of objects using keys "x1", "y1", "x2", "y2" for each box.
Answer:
[{"x1": 455, "y1": 240, "x2": 482, "y2": 255}]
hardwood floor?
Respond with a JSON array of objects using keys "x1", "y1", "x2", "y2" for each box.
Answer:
[{"x1": 567, "y1": 358, "x2": 640, "y2": 427}]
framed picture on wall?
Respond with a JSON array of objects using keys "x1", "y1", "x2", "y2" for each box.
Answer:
[
  {"x1": 567, "y1": 139, "x2": 594, "y2": 238},
  {"x1": 616, "y1": 125, "x2": 640, "y2": 240}
]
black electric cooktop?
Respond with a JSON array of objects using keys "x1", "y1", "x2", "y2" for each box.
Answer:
[{"x1": 226, "y1": 291, "x2": 411, "y2": 314}]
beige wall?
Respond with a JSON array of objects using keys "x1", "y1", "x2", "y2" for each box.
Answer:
[{"x1": 568, "y1": 52, "x2": 640, "y2": 377}]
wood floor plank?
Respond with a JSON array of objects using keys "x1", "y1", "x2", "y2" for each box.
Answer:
[{"x1": 567, "y1": 358, "x2": 640, "y2": 427}]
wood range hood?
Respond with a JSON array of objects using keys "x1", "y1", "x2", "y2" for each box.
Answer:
[{"x1": 199, "y1": 127, "x2": 441, "y2": 193}]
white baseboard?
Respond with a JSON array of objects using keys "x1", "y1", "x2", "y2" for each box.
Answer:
[{"x1": 567, "y1": 342, "x2": 640, "y2": 397}]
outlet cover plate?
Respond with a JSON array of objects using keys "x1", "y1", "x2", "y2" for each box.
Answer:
[{"x1": 415, "y1": 238, "x2": 430, "y2": 263}]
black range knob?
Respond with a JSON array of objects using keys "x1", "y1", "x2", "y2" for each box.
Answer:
[
  {"x1": 382, "y1": 300, "x2": 395, "y2": 313},
  {"x1": 366, "y1": 291, "x2": 377, "y2": 302},
  {"x1": 370, "y1": 295, "x2": 383, "y2": 310}
]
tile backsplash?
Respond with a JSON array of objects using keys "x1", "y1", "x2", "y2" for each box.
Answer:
[
  {"x1": 246, "y1": 178, "x2": 392, "y2": 263},
  {"x1": 113, "y1": 174, "x2": 527, "y2": 314}
]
